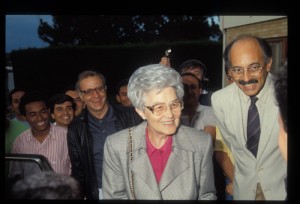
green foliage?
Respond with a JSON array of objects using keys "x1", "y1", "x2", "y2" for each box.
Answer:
[
  {"x1": 10, "y1": 40, "x2": 222, "y2": 99},
  {"x1": 38, "y1": 15, "x2": 222, "y2": 46}
]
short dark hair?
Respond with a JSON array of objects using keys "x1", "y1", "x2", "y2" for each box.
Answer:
[
  {"x1": 8, "y1": 88, "x2": 27, "y2": 104},
  {"x1": 115, "y1": 79, "x2": 129, "y2": 94},
  {"x1": 178, "y1": 59, "x2": 207, "y2": 78},
  {"x1": 48, "y1": 94, "x2": 76, "y2": 114},
  {"x1": 181, "y1": 72, "x2": 202, "y2": 88},
  {"x1": 19, "y1": 91, "x2": 49, "y2": 116},
  {"x1": 273, "y1": 61, "x2": 287, "y2": 132},
  {"x1": 62, "y1": 84, "x2": 76, "y2": 93}
]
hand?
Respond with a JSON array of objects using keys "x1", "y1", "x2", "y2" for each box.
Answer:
[
  {"x1": 225, "y1": 181, "x2": 233, "y2": 195},
  {"x1": 159, "y1": 56, "x2": 170, "y2": 67}
]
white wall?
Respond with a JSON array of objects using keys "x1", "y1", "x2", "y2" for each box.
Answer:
[{"x1": 220, "y1": 16, "x2": 286, "y2": 30}]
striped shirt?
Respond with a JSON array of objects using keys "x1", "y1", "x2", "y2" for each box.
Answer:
[{"x1": 10, "y1": 124, "x2": 71, "y2": 176}]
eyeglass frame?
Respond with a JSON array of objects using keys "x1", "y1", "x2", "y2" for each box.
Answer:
[
  {"x1": 144, "y1": 100, "x2": 183, "y2": 116},
  {"x1": 80, "y1": 85, "x2": 106, "y2": 96},
  {"x1": 230, "y1": 64, "x2": 264, "y2": 77}
]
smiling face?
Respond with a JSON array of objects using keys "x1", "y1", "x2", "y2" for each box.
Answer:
[
  {"x1": 136, "y1": 87, "x2": 182, "y2": 138},
  {"x1": 230, "y1": 38, "x2": 272, "y2": 96},
  {"x1": 79, "y1": 76, "x2": 108, "y2": 118},
  {"x1": 24, "y1": 101, "x2": 51, "y2": 136},
  {"x1": 51, "y1": 101, "x2": 75, "y2": 127}
]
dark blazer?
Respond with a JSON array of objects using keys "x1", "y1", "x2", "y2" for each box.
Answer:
[
  {"x1": 67, "y1": 104, "x2": 143, "y2": 199},
  {"x1": 102, "y1": 121, "x2": 217, "y2": 200}
]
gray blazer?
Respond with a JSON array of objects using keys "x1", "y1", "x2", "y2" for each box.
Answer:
[
  {"x1": 211, "y1": 75, "x2": 287, "y2": 200},
  {"x1": 102, "y1": 121, "x2": 216, "y2": 200}
]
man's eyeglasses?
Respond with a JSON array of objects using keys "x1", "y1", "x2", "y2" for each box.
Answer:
[
  {"x1": 144, "y1": 100, "x2": 183, "y2": 117},
  {"x1": 80, "y1": 86, "x2": 106, "y2": 97},
  {"x1": 230, "y1": 64, "x2": 264, "y2": 77}
]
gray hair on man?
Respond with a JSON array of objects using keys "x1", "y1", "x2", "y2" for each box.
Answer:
[
  {"x1": 128, "y1": 64, "x2": 184, "y2": 110},
  {"x1": 75, "y1": 70, "x2": 106, "y2": 92}
]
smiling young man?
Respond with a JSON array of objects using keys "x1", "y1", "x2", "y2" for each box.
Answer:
[
  {"x1": 49, "y1": 94, "x2": 76, "y2": 128},
  {"x1": 211, "y1": 35, "x2": 286, "y2": 200},
  {"x1": 9, "y1": 91, "x2": 71, "y2": 179}
]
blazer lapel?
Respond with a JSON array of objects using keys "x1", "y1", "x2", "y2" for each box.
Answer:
[
  {"x1": 256, "y1": 89, "x2": 279, "y2": 160},
  {"x1": 230, "y1": 87, "x2": 247, "y2": 152},
  {"x1": 159, "y1": 128, "x2": 193, "y2": 191},
  {"x1": 129, "y1": 122, "x2": 161, "y2": 199},
  {"x1": 159, "y1": 152, "x2": 189, "y2": 191},
  {"x1": 130, "y1": 153, "x2": 161, "y2": 198}
]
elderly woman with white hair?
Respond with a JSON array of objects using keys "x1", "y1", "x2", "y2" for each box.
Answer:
[{"x1": 102, "y1": 64, "x2": 216, "y2": 200}]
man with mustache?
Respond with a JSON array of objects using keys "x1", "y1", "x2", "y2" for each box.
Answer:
[{"x1": 211, "y1": 35, "x2": 286, "y2": 200}]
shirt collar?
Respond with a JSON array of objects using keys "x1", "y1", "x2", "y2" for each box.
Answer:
[
  {"x1": 239, "y1": 74, "x2": 272, "y2": 104},
  {"x1": 88, "y1": 103, "x2": 115, "y2": 122},
  {"x1": 146, "y1": 128, "x2": 173, "y2": 155},
  {"x1": 27, "y1": 123, "x2": 52, "y2": 141}
]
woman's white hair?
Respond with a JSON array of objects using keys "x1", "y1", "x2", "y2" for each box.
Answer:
[{"x1": 128, "y1": 64, "x2": 184, "y2": 110}]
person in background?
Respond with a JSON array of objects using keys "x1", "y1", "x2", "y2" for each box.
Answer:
[
  {"x1": 180, "y1": 72, "x2": 216, "y2": 142},
  {"x1": 115, "y1": 78, "x2": 132, "y2": 107},
  {"x1": 214, "y1": 64, "x2": 235, "y2": 200},
  {"x1": 5, "y1": 89, "x2": 30, "y2": 181},
  {"x1": 5, "y1": 118, "x2": 29, "y2": 182},
  {"x1": 5, "y1": 118, "x2": 28, "y2": 153},
  {"x1": 273, "y1": 61, "x2": 287, "y2": 161},
  {"x1": 159, "y1": 57, "x2": 213, "y2": 106},
  {"x1": 272, "y1": 61, "x2": 287, "y2": 197},
  {"x1": 102, "y1": 64, "x2": 216, "y2": 200},
  {"x1": 8, "y1": 88, "x2": 30, "y2": 127},
  {"x1": 180, "y1": 71, "x2": 223, "y2": 199},
  {"x1": 10, "y1": 171, "x2": 81, "y2": 199},
  {"x1": 67, "y1": 70, "x2": 143, "y2": 200},
  {"x1": 179, "y1": 59, "x2": 213, "y2": 106},
  {"x1": 211, "y1": 35, "x2": 286, "y2": 200},
  {"x1": 9, "y1": 91, "x2": 71, "y2": 180},
  {"x1": 63, "y1": 85, "x2": 85, "y2": 117},
  {"x1": 49, "y1": 94, "x2": 76, "y2": 128}
]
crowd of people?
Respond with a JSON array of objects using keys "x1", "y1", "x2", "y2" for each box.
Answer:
[{"x1": 5, "y1": 34, "x2": 287, "y2": 200}]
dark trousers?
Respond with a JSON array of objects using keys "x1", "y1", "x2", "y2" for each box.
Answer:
[{"x1": 213, "y1": 157, "x2": 226, "y2": 200}]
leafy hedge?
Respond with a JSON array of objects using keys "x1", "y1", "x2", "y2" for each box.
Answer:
[{"x1": 10, "y1": 40, "x2": 223, "y2": 99}]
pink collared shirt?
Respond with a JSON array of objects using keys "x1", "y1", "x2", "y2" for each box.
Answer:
[
  {"x1": 10, "y1": 124, "x2": 71, "y2": 175},
  {"x1": 146, "y1": 129, "x2": 172, "y2": 183}
]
